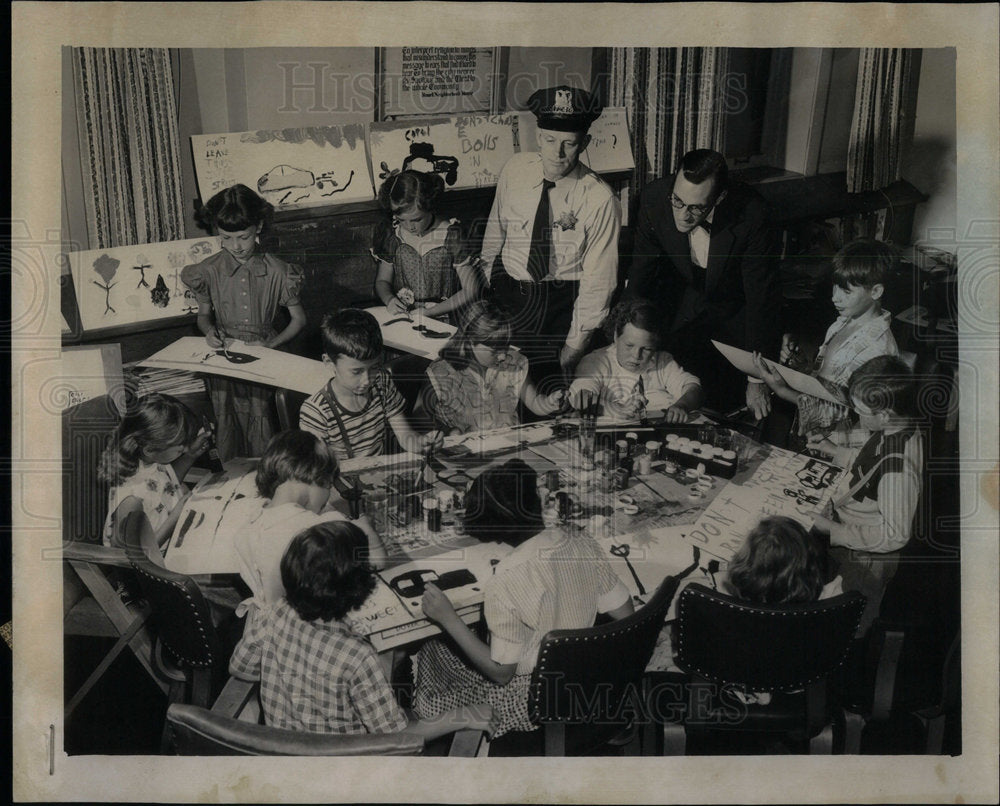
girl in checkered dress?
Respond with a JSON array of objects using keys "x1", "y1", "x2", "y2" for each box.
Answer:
[{"x1": 414, "y1": 459, "x2": 634, "y2": 737}]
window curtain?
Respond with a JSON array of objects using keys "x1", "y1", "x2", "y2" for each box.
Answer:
[
  {"x1": 72, "y1": 47, "x2": 185, "y2": 248},
  {"x1": 610, "y1": 47, "x2": 731, "y2": 190},
  {"x1": 847, "y1": 48, "x2": 916, "y2": 193}
]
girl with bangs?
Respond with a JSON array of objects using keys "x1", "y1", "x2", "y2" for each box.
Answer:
[{"x1": 419, "y1": 300, "x2": 564, "y2": 434}]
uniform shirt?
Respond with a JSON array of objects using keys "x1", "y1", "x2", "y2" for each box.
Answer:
[
  {"x1": 180, "y1": 250, "x2": 303, "y2": 344},
  {"x1": 830, "y1": 428, "x2": 923, "y2": 553},
  {"x1": 234, "y1": 502, "x2": 349, "y2": 610},
  {"x1": 425, "y1": 350, "x2": 529, "y2": 433},
  {"x1": 480, "y1": 152, "x2": 621, "y2": 351},
  {"x1": 484, "y1": 528, "x2": 630, "y2": 675},
  {"x1": 229, "y1": 599, "x2": 408, "y2": 734},
  {"x1": 103, "y1": 460, "x2": 183, "y2": 547},
  {"x1": 569, "y1": 345, "x2": 701, "y2": 419},
  {"x1": 298, "y1": 370, "x2": 406, "y2": 461}
]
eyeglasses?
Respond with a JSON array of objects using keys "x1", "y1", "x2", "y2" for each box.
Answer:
[{"x1": 670, "y1": 193, "x2": 712, "y2": 218}]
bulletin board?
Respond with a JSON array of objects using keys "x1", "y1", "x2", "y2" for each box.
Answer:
[
  {"x1": 190, "y1": 125, "x2": 373, "y2": 210},
  {"x1": 67, "y1": 236, "x2": 221, "y2": 333},
  {"x1": 517, "y1": 107, "x2": 635, "y2": 173},
  {"x1": 368, "y1": 112, "x2": 520, "y2": 192}
]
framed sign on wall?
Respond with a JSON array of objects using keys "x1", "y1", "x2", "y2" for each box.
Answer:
[{"x1": 376, "y1": 47, "x2": 507, "y2": 120}]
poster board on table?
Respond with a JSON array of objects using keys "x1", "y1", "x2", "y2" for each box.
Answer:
[
  {"x1": 190, "y1": 125, "x2": 373, "y2": 210},
  {"x1": 67, "y1": 236, "x2": 221, "y2": 333},
  {"x1": 378, "y1": 47, "x2": 503, "y2": 119},
  {"x1": 516, "y1": 106, "x2": 635, "y2": 173},
  {"x1": 368, "y1": 112, "x2": 520, "y2": 192}
]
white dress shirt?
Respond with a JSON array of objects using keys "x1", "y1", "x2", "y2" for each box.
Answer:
[{"x1": 480, "y1": 152, "x2": 621, "y2": 351}]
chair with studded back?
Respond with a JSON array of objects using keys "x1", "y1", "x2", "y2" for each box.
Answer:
[
  {"x1": 488, "y1": 568, "x2": 693, "y2": 757},
  {"x1": 63, "y1": 392, "x2": 171, "y2": 720},
  {"x1": 662, "y1": 583, "x2": 865, "y2": 754}
]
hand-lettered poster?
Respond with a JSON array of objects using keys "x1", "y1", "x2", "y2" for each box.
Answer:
[
  {"x1": 190, "y1": 125, "x2": 373, "y2": 209},
  {"x1": 68, "y1": 236, "x2": 220, "y2": 332},
  {"x1": 379, "y1": 47, "x2": 500, "y2": 118},
  {"x1": 517, "y1": 107, "x2": 635, "y2": 173},
  {"x1": 368, "y1": 113, "x2": 520, "y2": 192}
]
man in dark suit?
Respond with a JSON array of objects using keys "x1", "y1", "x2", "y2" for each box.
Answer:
[{"x1": 626, "y1": 149, "x2": 782, "y2": 419}]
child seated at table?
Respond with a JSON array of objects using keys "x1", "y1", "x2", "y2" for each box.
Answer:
[
  {"x1": 569, "y1": 299, "x2": 702, "y2": 422},
  {"x1": 418, "y1": 300, "x2": 564, "y2": 434},
  {"x1": 754, "y1": 239, "x2": 899, "y2": 448},
  {"x1": 234, "y1": 430, "x2": 388, "y2": 624},
  {"x1": 230, "y1": 521, "x2": 498, "y2": 737},
  {"x1": 299, "y1": 308, "x2": 440, "y2": 460},
  {"x1": 99, "y1": 393, "x2": 211, "y2": 559},
  {"x1": 373, "y1": 170, "x2": 481, "y2": 321},
  {"x1": 414, "y1": 459, "x2": 633, "y2": 738},
  {"x1": 809, "y1": 355, "x2": 923, "y2": 634}
]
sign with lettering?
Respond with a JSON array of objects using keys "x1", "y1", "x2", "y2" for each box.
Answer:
[
  {"x1": 682, "y1": 447, "x2": 842, "y2": 561},
  {"x1": 380, "y1": 47, "x2": 499, "y2": 118},
  {"x1": 190, "y1": 125, "x2": 373, "y2": 210},
  {"x1": 368, "y1": 113, "x2": 519, "y2": 192},
  {"x1": 517, "y1": 107, "x2": 635, "y2": 173}
]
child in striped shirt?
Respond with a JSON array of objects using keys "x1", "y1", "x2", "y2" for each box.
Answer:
[{"x1": 299, "y1": 308, "x2": 440, "y2": 460}]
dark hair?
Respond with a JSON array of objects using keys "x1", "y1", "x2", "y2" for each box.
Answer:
[
  {"x1": 832, "y1": 239, "x2": 898, "y2": 291},
  {"x1": 726, "y1": 517, "x2": 828, "y2": 604},
  {"x1": 438, "y1": 300, "x2": 513, "y2": 370},
  {"x1": 255, "y1": 430, "x2": 340, "y2": 499},
  {"x1": 603, "y1": 298, "x2": 662, "y2": 343},
  {"x1": 848, "y1": 355, "x2": 918, "y2": 418},
  {"x1": 678, "y1": 149, "x2": 728, "y2": 197},
  {"x1": 281, "y1": 521, "x2": 378, "y2": 622},
  {"x1": 377, "y1": 170, "x2": 444, "y2": 215},
  {"x1": 98, "y1": 393, "x2": 199, "y2": 484},
  {"x1": 195, "y1": 184, "x2": 273, "y2": 234},
  {"x1": 463, "y1": 458, "x2": 544, "y2": 547},
  {"x1": 320, "y1": 308, "x2": 384, "y2": 362}
]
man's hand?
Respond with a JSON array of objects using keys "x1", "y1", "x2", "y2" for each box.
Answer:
[
  {"x1": 421, "y1": 582, "x2": 457, "y2": 624},
  {"x1": 559, "y1": 344, "x2": 586, "y2": 374},
  {"x1": 746, "y1": 381, "x2": 772, "y2": 420}
]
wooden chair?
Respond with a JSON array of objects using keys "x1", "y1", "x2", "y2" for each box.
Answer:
[
  {"x1": 63, "y1": 394, "x2": 170, "y2": 720},
  {"x1": 662, "y1": 583, "x2": 865, "y2": 755},
  {"x1": 489, "y1": 568, "x2": 693, "y2": 756}
]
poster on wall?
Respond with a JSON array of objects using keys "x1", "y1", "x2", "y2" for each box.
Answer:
[
  {"x1": 518, "y1": 107, "x2": 635, "y2": 173},
  {"x1": 368, "y1": 112, "x2": 520, "y2": 192},
  {"x1": 190, "y1": 125, "x2": 373, "y2": 210},
  {"x1": 378, "y1": 47, "x2": 501, "y2": 119},
  {"x1": 67, "y1": 236, "x2": 221, "y2": 332}
]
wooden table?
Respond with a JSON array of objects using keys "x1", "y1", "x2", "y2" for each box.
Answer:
[{"x1": 164, "y1": 418, "x2": 843, "y2": 654}]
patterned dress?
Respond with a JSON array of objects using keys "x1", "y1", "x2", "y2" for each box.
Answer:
[
  {"x1": 181, "y1": 250, "x2": 304, "y2": 460},
  {"x1": 102, "y1": 460, "x2": 183, "y2": 547},
  {"x1": 413, "y1": 528, "x2": 629, "y2": 737},
  {"x1": 424, "y1": 350, "x2": 529, "y2": 433},
  {"x1": 371, "y1": 217, "x2": 471, "y2": 304}
]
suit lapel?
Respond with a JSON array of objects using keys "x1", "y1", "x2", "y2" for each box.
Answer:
[{"x1": 704, "y1": 196, "x2": 737, "y2": 294}]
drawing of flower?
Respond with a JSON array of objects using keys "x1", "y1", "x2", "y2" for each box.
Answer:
[
  {"x1": 92, "y1": 254, "x2": 120, "y2": 285},
  {"x1": 555, "y1": 210, "x2": 578, "y2": 231}
]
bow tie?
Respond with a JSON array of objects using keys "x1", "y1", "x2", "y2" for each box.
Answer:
[{"x1": 693, "y1": 220, "x2": 712, "y2": 235}]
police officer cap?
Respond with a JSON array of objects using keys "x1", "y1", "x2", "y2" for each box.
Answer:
[{"x1": 527, "y1": 85, "x2": 603, "y2": 133}]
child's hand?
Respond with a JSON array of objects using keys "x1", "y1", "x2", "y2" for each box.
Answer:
[
  {"x1": 186, "y1": 429, "x2": 213, "y2": 458},
  {"x1": 753, "y1": 352, "x2": 789, "y2": 394},
  {"x1": 386, "y1": 296, "x2": 409, "y2": 315},
  {"x1": 421, "y1": 582, "x2": 457, "y2": 624},
  {"x1": 541, "y1": 389, "x2": 565, "y2": 414},
  {"x1": 457, "y1": 704, "x2": 500, "y2": 739},
  {"x1": 806, "y1": 432, "x2": 837, "y2": 458},
  {"x1": 663, "y1": 404, "x2": 689, "y2": 423},
  {"x1": 421, "y1": 430, "x2": 445, "y2": 452},
  {"x1": 205, "y1": 329, "x2": 225, "y2": 348},
  {"x1": 780, "y1": 333, "x2": 799, "y2": 365}
]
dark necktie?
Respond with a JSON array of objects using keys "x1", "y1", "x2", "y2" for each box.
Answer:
[{"x1": 525, "y1": 179, "x2": 555, "y2": 282}]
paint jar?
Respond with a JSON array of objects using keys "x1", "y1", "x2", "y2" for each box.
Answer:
[
  {"x1": 635, "y1": 446, "x2": 651, "y2": 476},
  {"x1": 423, "y1": 497, "x2": 441, "y2": 532},
  {"x1": 436, "y1": 489, "x2": 453, "y2": 513},
  {"x1": 625, "y1": 432, "x2": 639, "y2": 453},
  {"x1": 615, "y1": 439, "x2": 629, "y2": 461},
  {"x1": 646, "y1": 440, "x2": 661, "y2": 460}
]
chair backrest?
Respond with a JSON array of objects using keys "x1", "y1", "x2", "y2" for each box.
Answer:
[
  {"x1": 528, "y1": 571, "x2": 686, "y2": 726},
  {"x1": 123, "y1": 516, "x2": 221, "y2": 669},
  {"x1": 166, "y1": 703, "x2": 425, "y2": 756},
  {"x1": 675, "y1": 583, "x2": 865, "y2": 692},
  {"x1": 62, "y1": 394, "x2": 121, "y2": 544}
]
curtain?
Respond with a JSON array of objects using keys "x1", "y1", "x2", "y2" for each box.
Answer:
[
  {"x1": 847, "y1": 48, "x2": 916, "y2": 193},
  {"x1": 73, "y1": 47, "x2": 185, "y2": 248},
  {"x1": 610, "y1": 47, "x2": 731, "y2": 189}
]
